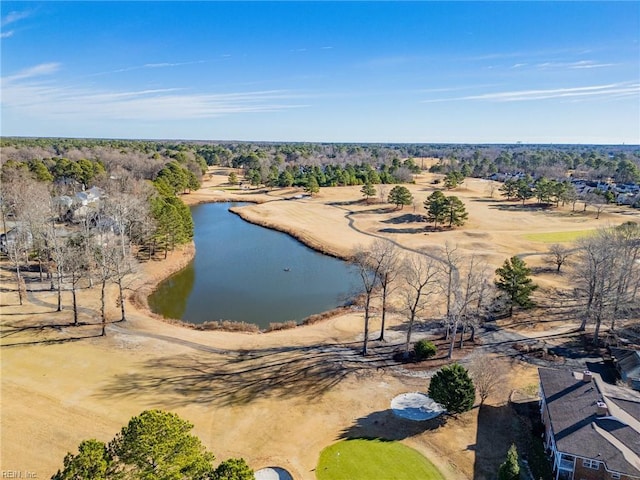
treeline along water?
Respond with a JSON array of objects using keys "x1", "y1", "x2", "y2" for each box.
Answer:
[{"x1": 149, "y1": 202, "x2": 361, "y2": 328}]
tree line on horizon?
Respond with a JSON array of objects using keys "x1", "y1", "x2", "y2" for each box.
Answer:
[{"x1": 2, "y1": 136, "x2": 639, "y2": 184}]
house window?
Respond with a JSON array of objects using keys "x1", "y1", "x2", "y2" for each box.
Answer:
[
  {"x1": 582, "y1": 459, "x2": 600, "y2": 469},
  {"x1": 611, "y1": 474, "x2": 621, "y2": 479}
]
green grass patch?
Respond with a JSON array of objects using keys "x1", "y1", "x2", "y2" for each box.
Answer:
[
  {"x1": 522, "y1": 229, "x2": 595, "y2": 243},
  {"x1": 316, "y1": 438, "x2": 445, "y2": 480}
]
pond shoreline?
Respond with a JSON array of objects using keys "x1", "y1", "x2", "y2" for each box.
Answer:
[
  {"x1": 143, "y1": 198, "x2": 358, "y2": 332},
  {"x1": 228, "y1": 204, "x2": 350, "y2": 261}
]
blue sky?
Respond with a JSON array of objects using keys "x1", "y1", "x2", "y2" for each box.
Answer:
[{"x1": 1, "y1": 1, "x2": 639, "y2": 144}]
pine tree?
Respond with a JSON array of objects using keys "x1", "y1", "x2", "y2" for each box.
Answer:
[
  {"x1": 495, "y1": 256, "x2": 538, "y2": 316},
  {"x1": 424, "y1": 190, "x2": 448, "y2": 228},
  {"x1": 361, "y1": 182, "x2": 376, "y2": 203},
  {"x1": 444, "y1": 195, "x2": 468, "y2": 227},
  {"x1": 213, "y1": 458, "x2": 254, "y2": 480},
  {"x1": 428, "y1": 363, "x2": 475, "y2": 414},
  {"x1": 388, "y1": 185, "x2": 413, "y2": 209},
  {"x1": 498, "y1": 444, "x2": 521, "y2": 480},
  {"x1": 304, "y1": 175, "x2": 320, "y2": 195}
]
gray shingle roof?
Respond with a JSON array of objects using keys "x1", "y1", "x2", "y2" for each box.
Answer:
[
  {"x1": 539, "y1": 367, "x2": 640, "y2": 477},
  {"x1": 611, "y1": 348, "x2": 640, "y2": 381}
]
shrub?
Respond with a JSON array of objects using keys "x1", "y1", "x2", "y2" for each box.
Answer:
[
  {"x1": 266, "y1": 321, "x2": 297, "y2": 332},
  {"x1": 498, "y1": 444, "x2": 521, "y2": 480},
  {"x1": 414, "y1": 339, "x2": 437, "y2": 360},
  {"x1": 213, "y1": 458, "x2": 254, "y2": 480},
  {"x1": 428, "y1": 363, "x2": 475, "y2": 414}
]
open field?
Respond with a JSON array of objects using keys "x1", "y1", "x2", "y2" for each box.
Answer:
[
  {"x1": 521, "y1": 229, "x2": 596, "y2": 243},
  {"x1": 2, "y1": 168, "x2": 638, "y2": 479}
]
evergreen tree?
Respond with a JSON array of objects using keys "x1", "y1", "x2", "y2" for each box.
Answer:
[
  {"x1": 277, "y1": 170, "x2": 294, "y2": 187},
  {"x1": 444, "y1": 170, "x2": 465, "y2": 189},
  {"x1": 498, "y1": 444, "x2": 520, "y2": 480},
  {"x1": 515, "y1": 177, "x2": 534, "y2": 205},
  {"x1": 213, "y1": 458, "x2": 254, "y2": 480},
  {"x1": 499, "y1": 179, "x2": 518, "y2": 200},
  {"x1": 444, "y1": 195, "x2": 468, "y2": 227},
  {"x1": 424, "y1": 190, "x2": 448, "y2": 228},
  {"x1": 52, "y1": 439, "x2": 113, "y2": 480},
  {"x1": 495, "y1": 256, "x2": 538, "y2": 316},
  {"x1": 109, "y1": 410, "x2": 215, "y2": 480},
  {"x1": 52, "y1": 410, "x2": 254, "y2": 480},
  {"x1": 28, "y1": 159, "x2": 54, "y2": 182},
  {"x1": 361, "y1": 182, "x2": 376, "y2": 203},
  {"x1": 304, "y1": 175, "x2": 320, "y2": 195},
  {"x1": 388, "y1": 185, "x2": 413, "y2": 209},
  {"x1": 428, "y1": 363, "x2": 475, "y2": 414}
]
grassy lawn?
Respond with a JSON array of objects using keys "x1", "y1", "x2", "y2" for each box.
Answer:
[
  {"x1": 522, "y1": 229, "x2": 595, "y2": 243},
  {"x1": 316, "y1": 438, "x2": 445, "y2": 480}
]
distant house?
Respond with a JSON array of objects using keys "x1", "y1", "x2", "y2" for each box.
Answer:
[
  {"x1": 53, "y1": 186, "x2": 105, "y2": 223},
  {"x1": 74, "y1": 186, "x2": 103, "y2": 207},
  {"x1": 610, "y1": 348, "x2": 640, "y2": 391},
  {"x1": 539, "y1": 367, "x2": 640, "y2": 480},
  {"x1": 0, "y1": 226, "x2": 33, "y2": 255}
]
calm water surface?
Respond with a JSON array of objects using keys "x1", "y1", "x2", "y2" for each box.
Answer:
[{"x1": 149, "y1": 202, "x2": 361, "y2": 328}]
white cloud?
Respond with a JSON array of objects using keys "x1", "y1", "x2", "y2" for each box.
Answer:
[
  {"x1": 143, "y1": 61, "x2": 205, "y2": 69},
  {"x1": 87, "y1": 60, "x2": 207, "y2": 77},
  {"x1": 569, "y1": 60, "x2": 615, "y2": 69},
  {"x1": 422, "y1": 83, "x2": 640, "y2": 103},
  {"x1": 1, "y1": 10, "x2": 30, "y2": 27},
  {"x1": 3, "y1": 62, "x2": 61, "y2": 82},
  {"x1": 1, "y1": 63, "x2": 310, "y2": 122},
  {"x1": 1, "y1": 30, "x2": 14, "y2": 38},
  {"x1": 536, "y1": 60, "x2": 615, "y2": 70}
]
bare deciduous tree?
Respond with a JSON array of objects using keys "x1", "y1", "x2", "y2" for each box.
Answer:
[
  {"x1": 484, "y1": 180, "x2": 497, "y2": 198},
  {"x1": 439, "y1": 242, "x2": 461, "y2": 340},
  {"x1": 401, "y1": 253, "x2": 440, "y2": 353},
  {"x1": 64, "y1": 234, "x2": 93, "y2": 325},
  {"x1": 572, "y1": 224, "x2": 640, "y2": 345},
  {"x1": 371, "y1": 240, "x2": 400, "y2": 342},
  {"x1": 0, "y1": 172, "x2": 46, "y2": 305},
  {"x1": 445, "y1": 252, "x2": 491, "y2": 358},
  {"x1": 547, "y1": 243, "x2": 572, "y2": 273},
  {"x1": 469, "y1": 355, "x2": 508, "y2": 405},
  {"x1": 351, "y1": 243, "x2": 386, "y2": 356}
]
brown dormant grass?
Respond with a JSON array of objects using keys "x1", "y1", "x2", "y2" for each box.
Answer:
[{"x1": 1, "y1": 168, "x2": 637, "y2": 479}]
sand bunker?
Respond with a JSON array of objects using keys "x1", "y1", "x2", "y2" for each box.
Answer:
[
  {"x1": 391, "y1": 392, "x2": 445, "y2": 421},
  {"x1": 254, "y1": 466, "x2": 294, "y2": 480}
]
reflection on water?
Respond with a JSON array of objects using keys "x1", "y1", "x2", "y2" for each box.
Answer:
[
  {"x1": 149, "y1": 202, "x2": 360, "y2": 328},
  {"x1": 148, "y1": 262, "x2": 195, "y2": 320}
]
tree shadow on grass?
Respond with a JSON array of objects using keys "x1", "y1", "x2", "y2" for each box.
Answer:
[
  {"x1": 378, "y1": 227, "x2": 427, "y2": 234},
  {"x1": 472, "y1": 403, "x2": 525, "y2": 480},
  {"x1": 468, "y1": 402, "x2": 539, "y2": 480},
  {"x1": 1, "y1": 321, "x2": 79, "y2": 337},
  {"x1": 339, "y1": 410, "x2": 445, "y2": 441},
  {"x1": 98, "y1": 342, "x2": 395, "y2": 408},
  {"x1": 1, "y1": 332, "x2": 104, "y2": 347},
  {"x1": 381, "y1": 213, "x2": 427, "y2": 224}
]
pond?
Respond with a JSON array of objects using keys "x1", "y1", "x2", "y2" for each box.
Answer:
[{"x1": 148, "y1": 202, "x2": 361, "y2": 329}]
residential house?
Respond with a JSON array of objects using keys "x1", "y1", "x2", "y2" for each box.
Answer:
[
  {"x1": 539, "y1": 367, "x2": 640, "y2": 480},
  {"x1": 610, "y1": 348, "x2": 640, "y2": 391},
  {"x1": 0, "y1": 226, "x2": 33, "y2": 255}
]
